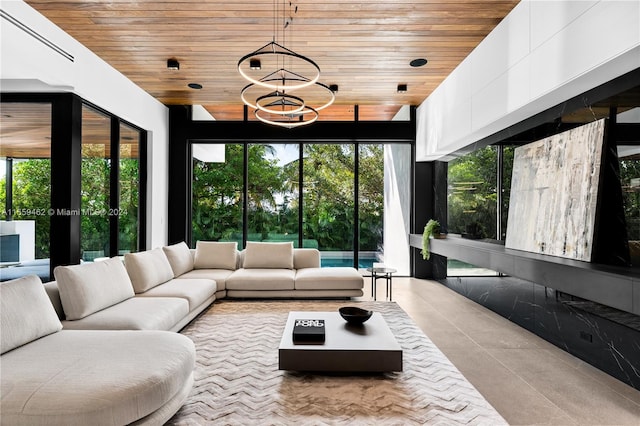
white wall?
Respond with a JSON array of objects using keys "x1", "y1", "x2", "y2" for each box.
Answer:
[
  {"x1": 0, "y1": 0, "x2": 169, "y2": 248},
  {"x1": 416, "y1": 0, "x2": 640, "y2": 161}
]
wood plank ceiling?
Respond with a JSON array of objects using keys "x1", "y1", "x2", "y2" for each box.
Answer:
[{"x1": 24, "y1": 0, "x2": 520, "y2": 121}]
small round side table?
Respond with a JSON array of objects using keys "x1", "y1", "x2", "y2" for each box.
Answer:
[{"x1": 366, "y1": 267, "x2": 397, "y2": 301}]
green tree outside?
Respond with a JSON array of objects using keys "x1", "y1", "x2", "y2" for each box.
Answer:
[
  {"x1": 447, "y1": 146, "x2": 498, "y2": 239},
  {"x1": 191, "y1": 143, "x2": 385, "y2": 255},
  {"x1": 0, "y1": 159, "x2": 51, "y2": 258}
]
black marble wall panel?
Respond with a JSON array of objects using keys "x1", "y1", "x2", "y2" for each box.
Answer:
[
  {"x1": 438, "y1": 276, "x2": 640, "y2": 390},
  {"x1": 412, "y1": 161, "x2": 448, "y2": 280},
  {"x1": 440, "y1": 276, "x2": 535, "y2": 334}
]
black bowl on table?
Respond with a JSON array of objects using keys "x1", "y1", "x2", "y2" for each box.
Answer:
[{"x1": 339, "y1": 306, "x2": 373, "y2": 324}]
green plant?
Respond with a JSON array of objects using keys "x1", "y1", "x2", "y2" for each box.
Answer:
[{"x1": 421, "y1": 219, "x2": 441, "y2": 260}]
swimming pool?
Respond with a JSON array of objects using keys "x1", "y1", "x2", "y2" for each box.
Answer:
[{"x1": 319, "y1": 252, "x2": 379, "y2": 269}]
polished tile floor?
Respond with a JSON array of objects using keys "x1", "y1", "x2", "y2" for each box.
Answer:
[{"x1": 365, "y1": 277, "x2": 640, "y2": 425}]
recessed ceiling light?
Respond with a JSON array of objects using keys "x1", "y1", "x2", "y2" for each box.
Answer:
[
  {"x1": 188, "y1": 83, "x2": 203, "y2": 90},
  {"x1": 410, "y1": 58, "x2": 428, "y2": 67},
  {"x1": 167, "y1": 58, "x2": 180, "y2": 70},
  {"x1": 397, "y1": 84, "x2": 407, "y2": 93}
]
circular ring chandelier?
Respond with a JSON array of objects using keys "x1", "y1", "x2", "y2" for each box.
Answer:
[
  {"x1": 255, "y1": 105, "x2": 319, "y2": 129},
  {"x1": 237, "y1": 42, "x2": 320, "y2": 92},
  {"x1": 255, "y1": 91, "x2": 305, "y2": 115},
  {"x1": 237, "y1": 1, "x2": 334, "y2": 128},
  {"x1": 241, "y1": 81, "x2": 335, "y2": 113}
]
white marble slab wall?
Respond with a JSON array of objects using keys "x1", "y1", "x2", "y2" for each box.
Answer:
[{"x1": 505, "y1": 119, "x2": 606, "y2": 261}]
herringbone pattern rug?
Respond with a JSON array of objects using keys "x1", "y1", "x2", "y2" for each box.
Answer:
[{"x1": 168, "y1": 300, "x2": 507, "y2": 425}]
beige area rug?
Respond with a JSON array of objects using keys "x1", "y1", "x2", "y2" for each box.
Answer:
[{"x1": 168, "y1": 300, "x2": 507, "y2": 425}]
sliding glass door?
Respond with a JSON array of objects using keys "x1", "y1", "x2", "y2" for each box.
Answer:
[{"x1": 0, "y1": 102, "x2": 52, "y2": 281}]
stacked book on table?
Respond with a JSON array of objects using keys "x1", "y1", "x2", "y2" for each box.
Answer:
[{"x1": 292, "y1": 319, "x2": 325, "y2": 344}]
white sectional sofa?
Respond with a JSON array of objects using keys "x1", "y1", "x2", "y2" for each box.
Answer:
[
  {"x1": 1, "y1": 240, "x2": 364, "y2": 425},
  {"x1": 0, "y1": 275, "x2": 196, "y2": 426},
  {"x1": 43, "y1": 241, "x2": 364, "y2": 330}
]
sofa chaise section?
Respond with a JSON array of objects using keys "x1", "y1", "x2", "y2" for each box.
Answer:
[
  {"x1": 59, "y1": 296, "x2": 189, "y2": 331},
  {"x1": 1, "y1": 275, "x2": 196, "y2": 426},
  {"x1": 295, "y1": 267, "x2": 365, "y2": 291},
  {"x1": 47, "y1": 249, "x2": 217, "y2": 332}
]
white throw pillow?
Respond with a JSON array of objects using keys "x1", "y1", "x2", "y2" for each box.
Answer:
[
  {"x1": 54, "y1": 257, "x2": 135, "y2": 320},
  {"x1": 124, "y1": 248, "x2": 175, "y2": 293},
  {"x1": 0, "y1": 275, "x2": 62, "y2": 354},
  {"x1": 194, "y1": 241, "x2": 238, "y2": 270},
  {"x1": 163, "y1": 241, "x2": 194, "y2": 277},
  {"x1": 243, "y1": 241, "x2": 294, "y2": 269}
]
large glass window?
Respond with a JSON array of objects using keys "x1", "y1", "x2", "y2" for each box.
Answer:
[
  {"x1": 303, "y1": 144, "x2": 355, "y2": 266},
  {"x1": 1, "y1": 97, "x2": 145, "y2": 277},
  {"x1": 0, "y1": 102, "x2": 52, "y2": 281},
  {"x1": 118, "y1": 123, "x2": 141, "y2": 255},
  {"x1": 618, "y1": 145, "x2": 640, "y2": 267},
  {"x1": 191, "y1": 143, "x2": 243, "y2": 246},
  {"x1": 358, "y1": 144, "x2": 384, "y2": 267},
  {"x1": 190, "y1": 141, "x2": 411, "y2": 271},
  {"x1": 448, "y1": 146, "x2": 498, "y2": 239},
  {"x1": 447, "y1": 145, "x2": 502, "y2": 277},
  {"x1": 247, "y1": 144, "x2": 299, "y2": 244},
  {"x1": 81, "y1": 105, "x2": 111, "y2": 261}
]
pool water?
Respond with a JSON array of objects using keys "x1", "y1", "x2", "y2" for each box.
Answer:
[{"x1": 321, "y1": 257, "x2": 377, "y2": 269}]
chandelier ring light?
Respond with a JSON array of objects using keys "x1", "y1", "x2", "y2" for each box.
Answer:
[
  {"x1": 237, "y1": 41, "x2": 320, "y2": 92},
  {"x1": 238, "y1": 0, "x2": 332, "y2": 127},
  {"x1": 255, "y1": 91, "x2": 306, "y2": 115},
  {"x1": 241, "y1": 81, "x2": 335, "y2": 114},
  {"x1": 255, "y1": 105, "x2": 319, "y2": 129}
]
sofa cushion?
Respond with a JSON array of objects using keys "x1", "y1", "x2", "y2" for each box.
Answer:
[
  {"x1": 61, "y1": 297, "x2": 189, "y2": 331},
  {"x1": 163, "y1": 241, "x2": 194, "y2": 277},
  {"x1": 295, "y1": 267, "x2": 365, "y2": 290},
  {"x1": 54, "y1": 257, "x2": 135, "y2": 321},
  {"x1": 0, "y1": 329, "x2": 195, "y2": 426},
  {"x1": 243, "y1": 241, "x2": 294, "y2": 269},
  {"x1": 226, "y1": 268, "x2": 295, "y2": 291},
  {"x1": 194, "y1": 241, "x2": 238, "y2": 270},
  {"x1": 137, "y1": 278, "x2": 216, "y2": 311},
  {"x1": 124, "y1": 248, "x2": 175, "y2": 293},
  {"x1": 179, "y1": 269, "x2": 234, "y2": 291},
  {"x1": 293, "y1": 248, "x2": 321, "y2": 269},
  {"x1": 0, "y1": 275, "x2": 63, "y2": 354}
]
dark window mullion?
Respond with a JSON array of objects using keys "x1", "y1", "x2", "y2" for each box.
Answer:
[
  {"x1": 109, "y1": 117, "x2": 120, "y2": 257},
  {"x1": 298, "y1": 142, "x2": 304, "y2": 250},
  {"x1": 138, "y1": 132, "x2": 147, "y2": 251},
  {"x1": 242, "y1": 142, "x2": 249, "y2": 249},
  {"x1": 354, "y1": 105, "x2": 360, "y2": 269}
]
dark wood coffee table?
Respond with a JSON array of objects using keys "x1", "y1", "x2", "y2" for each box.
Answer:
[{"x1": 278, "y1": 311, "x2": 402, "y2": 372}]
